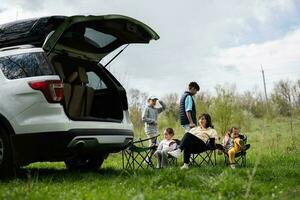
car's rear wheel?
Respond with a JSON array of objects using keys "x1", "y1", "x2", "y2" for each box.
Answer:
[
  {"x1": 0, "y1": 126, "x2": 15, "y2": 177},
  {"x1": 65, "y1": 154, "x2": 105, "y2": 171}
]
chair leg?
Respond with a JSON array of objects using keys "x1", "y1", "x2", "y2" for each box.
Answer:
[
  {"x1": 200, "y1": 151, "x2": 211, "y2": 165},
  {"x1": 145, "y1": 151, "x2": 155, "y2": 169},
  {"x1": 122, "y1": 150, "x2": 135, "y2": 170},
  {"x1": 242, "y1": 154, "x2": 246, "y2": 167},
  {"x1": 214, "y1": 150, "x2": 216, "y2": 166},
  {"x1": 191, "y1": 150, "x2": 216, "y2": 167},
  {"x1": 122, "y1": 150, "x2": 125, "y2": 169},
  {"x1": 134, "y1": 152, "x2": 147, "y2": 169},
  {"x1": 128, "y1": 151, "x2": 135, "y2": 170},
  {"x1": 224, "y1": 154, "x2": 229, "y2": 166},
  {"x1": 122, "y1": 148, "x2": 158, "y2": 170},
  {"x1": 190, "y1": 153, "x2": 201, "y2": 167}
]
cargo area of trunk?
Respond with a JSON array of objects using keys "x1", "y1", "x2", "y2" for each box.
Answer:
[{"x1": 50, "y1": 54, "x2": 124, "y2": 122}]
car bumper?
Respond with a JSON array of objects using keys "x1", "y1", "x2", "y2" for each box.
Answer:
[{"x1": 12, "y1": 128, "x2": 133, "y2": 166}]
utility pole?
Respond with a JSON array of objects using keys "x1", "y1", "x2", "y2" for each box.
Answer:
[{"x1": 261, "y1": 65, "x2": 268, "y2": 112}]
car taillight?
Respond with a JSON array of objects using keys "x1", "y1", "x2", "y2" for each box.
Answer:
[{"x1": 29, "y1": 80, "x2": 64, "y2": 103}]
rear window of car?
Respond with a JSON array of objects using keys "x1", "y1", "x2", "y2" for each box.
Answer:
[
  {"x1": 0, "y1": 52, "x2": 55, "y2": 79},
  {"x1": 84, "y1": 28, "x2": 117, "y2": 48}
]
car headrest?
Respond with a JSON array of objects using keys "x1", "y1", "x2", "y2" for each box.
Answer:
[
  {"x1": 67, "y1": 71, "x2": 78, "y2": 83},
  {"x1": 53, "y1": 61, "x2": 65, "y2": 80},
  {"x1": 78, "y1": 66, "x2": 89, "y2": 84}
]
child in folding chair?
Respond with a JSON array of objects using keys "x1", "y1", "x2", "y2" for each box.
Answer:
[
  {"x1": 224, "y1": 127, "x2": 243, "y2": 169},
  {"x1": 154, "y1": 128, "x2": 178, "y2": 168},
  {"x1": 222, "y1": 129, "x2": 233, "y2": 152}
]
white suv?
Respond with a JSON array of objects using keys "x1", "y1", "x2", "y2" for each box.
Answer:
[{"x1": 0, "y1": 15, "x2": 159, "y2": 175}]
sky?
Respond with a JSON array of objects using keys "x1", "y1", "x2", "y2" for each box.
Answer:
[{"x1": 1, "y1": 0, "x2": 300, "y2": 98}]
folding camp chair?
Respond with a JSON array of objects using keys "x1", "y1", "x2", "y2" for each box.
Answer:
[
  {"x1": 223, "y1": 135, "x2": 250, "y2": 167},
  {"x1": 189, "y1": 138, "x2": 218, "y2": 167},
  {"x1": 122, "y1": 135, "x2": 158, "y2": 170}
]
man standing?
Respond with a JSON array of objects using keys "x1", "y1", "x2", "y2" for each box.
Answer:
[{"x1": 179, "y1": 82, "x2": 200, "y2": 132}]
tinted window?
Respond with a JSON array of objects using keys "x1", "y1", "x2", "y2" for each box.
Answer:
[
  {"x1": 86, "y1": 71, "x2": 107, "y2": 90},
  {"x1": 84, "y1": 28, "x2": 117, "y2": 48},
  {"x1": 0, "y1": 52, "x2": 55, "y2": 79}
]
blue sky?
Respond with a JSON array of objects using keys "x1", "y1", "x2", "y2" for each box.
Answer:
[{"x1": 0, "y1": 0, "x2": 299, "y2": 98}]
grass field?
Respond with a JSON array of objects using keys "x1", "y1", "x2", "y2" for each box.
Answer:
[{"x1": 0, "y1": 117, "x2": 299, "y2": 200}]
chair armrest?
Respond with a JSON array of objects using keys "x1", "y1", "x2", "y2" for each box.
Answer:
[
  {"x1": 133, "y1": 135, "x2": 160, "y2": 144},
  {"x1": 206, "y1": 138, "x2": 216, "y2": 150}
]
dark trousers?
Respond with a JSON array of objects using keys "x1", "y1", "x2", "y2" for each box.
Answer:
[{"x1": 179, "y1": 132, "x2": 208, "y2": 164}]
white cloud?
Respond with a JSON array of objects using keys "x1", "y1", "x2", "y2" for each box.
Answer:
[
  {"x1": 216, "y1": 28, "x2": 300, "y2": 70},
  {"x1": 0, "y1": 0, "x2": 299, "y2": 96},
  {"x1": 252, "y1": 0, "x2": 295, "y2": 24},
  {"x1": 214, "y1": 27, "x2": 300, "y2": 92}
]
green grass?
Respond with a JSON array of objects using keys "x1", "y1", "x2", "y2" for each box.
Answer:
[{"x1": 0, "y1": 117, "x2": 299, "y2": 200}]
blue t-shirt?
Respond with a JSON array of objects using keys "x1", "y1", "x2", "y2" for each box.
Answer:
[{"x1": 185, "y1": 95, "x2": 193, "y2": 112}]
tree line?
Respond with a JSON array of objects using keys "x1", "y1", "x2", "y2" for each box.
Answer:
[{"x1": 127, "y1": 78, "x2": 300, "y2": 137}]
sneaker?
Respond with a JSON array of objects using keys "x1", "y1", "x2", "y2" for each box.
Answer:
[
  {"x1": 230, "y1": 164, "x2": 236, "y2": 169},
  {"x1": 144, "y1": 157, "x2": 152, "y2": 165},
  {"x1": 168, "y1": 149, "x2": 181, "y2": 158},
  {"x1": 180, "y1": 163, "x2": 189, "y2": 170}
]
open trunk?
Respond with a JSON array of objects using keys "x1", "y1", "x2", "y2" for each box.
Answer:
[
  {"x1": 50, "y1": 55, "x2": 125, "y2": 122},
  {"x1": 1, "y1": 15, "x2": 159, "y2": 122},
  {"x1": 41, "y1": 15, "x2": 159, "y2": 122}
]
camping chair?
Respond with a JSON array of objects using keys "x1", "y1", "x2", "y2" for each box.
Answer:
[
  {"x1": 189, "y1": 138, "x2": 218, "y2": 167},
  {"x1": 223, "y1": 135, "x2": 250, "y2": 167},
  {"x1": 122, "y1": 135, "x2": 159, "y2": 170}
]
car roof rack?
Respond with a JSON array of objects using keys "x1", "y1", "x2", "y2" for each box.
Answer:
[{"x1": 0, "y1": 44, "x2": 35, "y2": 51}]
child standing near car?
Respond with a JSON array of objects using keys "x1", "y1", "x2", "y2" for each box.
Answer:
[
  {"x1": 154, "y1": 128, "x2": 178, "y2": 168},
  {"x1": 142, "y1": 96, "x2": 166, "y2": 146}
]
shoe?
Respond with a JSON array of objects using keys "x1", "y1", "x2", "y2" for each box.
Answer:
[
  {"x1": 230, "y1": 164, "x2": 236, "y2": 169},
  {"x1": 180, "y1": 163, "x2": 189, "y2": 170},
  {"x1": 144, "y1": 157, "x2": 152, "y2": 165},
  {"x1": 168, "y1": 149, "x2": 181, "y2": 158}
]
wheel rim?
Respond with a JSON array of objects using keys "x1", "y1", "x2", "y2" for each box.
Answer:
[{"x1": 0, "y1": 137, "x2": 4, "y2": 164}]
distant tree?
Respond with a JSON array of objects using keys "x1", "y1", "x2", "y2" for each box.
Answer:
[
  {"x1": 239, "y1": 88, "x2": 266, "y2": 118},
  {"x1": 127, "y1": 89, "x2": 148, "y2": 133},
  {"x1": 195, "y1": 91, "x2": 212, "y2": 115},
  {"x1": 292, "y1": 79, "x2": 300, "y2": 114},
  {"x1": 210, "y1": 84, "x2": 249, "y2": 136},
  {"x1": 161, "y1": 93, "x2": 179, "y2": 122},
  {"x1": 210, "y1": 85, "x2": 236, "y2": 136},
  {"x1": 271, "y1": 80, "x2": 293, "y2": 116}
]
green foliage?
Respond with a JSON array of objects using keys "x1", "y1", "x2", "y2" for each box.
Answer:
[
  {"x1": 210, "y1": 85, "x2": 234, "y2": 135},
  {"x1": 161, "y1": 93, "x2": 179, "y2": 123},
  {"x1": 239, "y1": 89, "x2": 266, "y2": 118},
  {"x1": 210, "y1": 84, "x2": 241, "y2": 136},
  {"x1": 271, "y1": 80, "x2": 293, "y2": 116},
  {"x1": 195, "y1": 91, "x2": 212, "y2": 114},
  {"x1": 127, "y1": 89, "x2": 148, "y2": 137},
  {"x1": 128, "y1": 78, "x2": 300, "y2": 139}
]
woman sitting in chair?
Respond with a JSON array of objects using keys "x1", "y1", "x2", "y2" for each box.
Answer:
[{"x1": 168, "y1": 113, "x2": 219, "y2": 169}]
